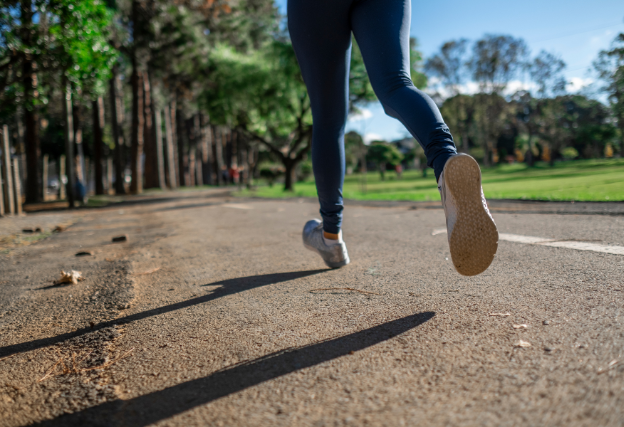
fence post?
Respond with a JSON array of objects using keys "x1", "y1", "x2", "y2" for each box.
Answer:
[
  {"x1": 13, "y1": 158, "x2": 22, "y2": 214},
  {"x1": 1, "y1": 125, "x2": 14, "y2": 214}
]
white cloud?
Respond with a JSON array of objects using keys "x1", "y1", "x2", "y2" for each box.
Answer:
[
  {"x1": 348, "y1": 108, "x2": 373, "y2": 122},
  {"x1": 504, "y1": 80, "x2": 538, "y2": 95},
  {"x1": 363, "y1": 133, "x2": 383, "y2": 145},
  {"x1": 567, "y1": 77, "x2": 594, "y2": 93}
]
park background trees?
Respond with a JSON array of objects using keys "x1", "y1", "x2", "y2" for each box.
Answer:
[{"x1": 0, "y1": 3, "x2": 622, "y2": 207}]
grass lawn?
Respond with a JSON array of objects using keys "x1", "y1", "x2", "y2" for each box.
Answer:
[{"x1": 237, "y1": 158, "x2": 624, "y2": 202}]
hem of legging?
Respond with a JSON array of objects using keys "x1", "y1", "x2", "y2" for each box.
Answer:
[{"x1": 321, "y1": 221, "x2": 341, "y2": 235}]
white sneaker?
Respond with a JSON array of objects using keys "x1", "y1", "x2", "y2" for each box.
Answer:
[
  {"x1": 438, "y1": 154, "x2": 498, "y2": 276},
  {"x1": 302, "y1": 219, "x2": 350, "y2": 269}
]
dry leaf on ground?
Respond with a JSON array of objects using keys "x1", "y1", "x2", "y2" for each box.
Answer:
[
  {"x1": 489, "y1": 313, "x2": 511, "y2": 317},
  {"x1": 514, "y1": 340, "x2": 531, "y2": 348},
  {"x1": 54, "y1": 270, "x2": 84, "y2": 285},
  {"x1": 513, "y1": 324, "x2": 529, "y2": 329},
  {"x1": 597, "y1": 359, "x2": 620, "y2": 374}
]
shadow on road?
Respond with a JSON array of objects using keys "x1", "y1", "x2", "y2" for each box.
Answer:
[
  {"x1": 0, "y1": 270, "x2": 326, "y2": 359},
  {"x1": 34, "y1": 311, "x2": 435, "y2": 426}
]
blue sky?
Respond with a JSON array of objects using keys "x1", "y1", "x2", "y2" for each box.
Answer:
[{"x1": 274, "y1": 0, "x2": 624, "y2": 142}]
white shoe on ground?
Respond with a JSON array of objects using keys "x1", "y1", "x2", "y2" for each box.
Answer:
[
  {"x1": 438, "y1": 154, "x2": 498, "y2": 276},
  {"x1": 302, "y1": 219, "x2": 350, "y2": 269}
]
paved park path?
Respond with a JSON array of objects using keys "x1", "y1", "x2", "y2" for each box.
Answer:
[{"x1": 1, "y1": 190, "x2": 623, "y2": 426}]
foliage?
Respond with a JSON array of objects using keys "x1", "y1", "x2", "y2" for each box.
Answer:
[
  {"x1": 344, "y1": 131, "x2": 366, "y2": 173},
  {"x1": 593, "y1": 32, "x2": 624, "y2": 155},
  {"x1": 366, "y1": 142, "x2": 403, "y2": 180},
  {"x1": 203, "y1": 36, "x2": 376, "y2": 191}
]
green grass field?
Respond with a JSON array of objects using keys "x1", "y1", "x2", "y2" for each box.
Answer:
[{"x1": 237, "y1": 159, "x2": 624, "y2": 202}]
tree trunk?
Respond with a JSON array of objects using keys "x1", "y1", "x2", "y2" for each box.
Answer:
[
  {"x1": 163, "y1": 104, "x2": 177, "y2": 189},
  {"x1": 283, "y1": 159, "x2": 295, "y2": 191},
  {"x1": 23, "y1": 78, "x2": 40, "y2": 204},
  {"x1": 130, "y1": 66, "x2": 144, "y2": 194},
  {"x1": 170, "y1": 102, "x2": 180, "y2": 185},
  {"x1": 110, "y1": 68, "x2": 126, "y2": 195},
  {"x1": 154, "y1": 109, "x2": 166, "y2": 189},
  {"x1": 107, "y1": 158, "x2": 113, "y2": 194},
  {"x1": 22, "y1": 0, "x2": 41, "y2": 204},
  {"x1": 12, "y1": 158, "x2": 22, "y2": 214},
  {"x1": 176, "y1": 106, "x2": 188, "y2": 187},
  {"x1": 213, "y1": 126, "x2": 224, "y2": 186},
  {"x1": 59, "y1": 156, "x2": 66, "y2": 200},
  {"x1": 143, "y1": 72, "x2": 158, "y2": 189},
  {"x1": 199, "y1": 114, "x2": 212, "y2": 185},
  {"x1": 1, "y1": 125, "x2": 14, "y2": 213},
  {"x1": 93, "y1": 97, "x2": 105, "y2": 195},
  {"x1": 188, "y1": 148, "x2": 196, "y2": 187},
  {"x1": 42, "y1": 154, "x2": 48, "y2": 202},
  {"x1": 462, "y1": 132, "x2": 470, "y2": 153},
  {"x1": 73, "y1": 102, "x2": 85, "y2": 184},
  {"x1": 185, "y1": 115, "x2": 199, "y2": 186},
  {"x1": 63, "y1": 84, "x2": 76, "y2": 207}
]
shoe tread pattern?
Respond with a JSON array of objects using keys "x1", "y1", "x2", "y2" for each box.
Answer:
[{"x1": 445, "y1": 155, "x2": 498, "y2": 276}]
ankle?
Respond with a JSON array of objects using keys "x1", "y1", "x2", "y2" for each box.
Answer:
[{"x1": 323, "y1": 231, "x2": 339, "y2": 240}]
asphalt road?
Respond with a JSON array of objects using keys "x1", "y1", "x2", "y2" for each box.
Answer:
[{"x1": 1, "y1": 190, "x2": 623, "y2": 426}]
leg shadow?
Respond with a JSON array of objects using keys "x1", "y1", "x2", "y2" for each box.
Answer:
[
  {"x1": 0, "y1": 270, "x2": 326, "y2": 359},
  {"x1": 35, "y1": 311, "x2": 434, "y2": 426}
]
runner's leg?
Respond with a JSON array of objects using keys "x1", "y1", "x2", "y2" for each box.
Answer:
[
  {"x1": 287, "y1": 0, "x2": 352, "y2": 235},
  {"x1": 350, "y1": 0, "x2": 457, "y2": 180}
]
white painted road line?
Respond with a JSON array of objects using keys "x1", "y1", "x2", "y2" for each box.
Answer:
[
  {"x1": 222, "y1": 203, "x2": 254, "y2": 210},
  {"x1": 432, "y1": 229, "x2": 624, "y2": 256}
]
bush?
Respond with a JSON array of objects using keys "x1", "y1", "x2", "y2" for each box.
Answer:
[
  {"x1": 561, "y1": 147, "x2": 579, "y2": 160},
  {"x1": 259, "y1": 164, "x2": 285, "y2": 187}
]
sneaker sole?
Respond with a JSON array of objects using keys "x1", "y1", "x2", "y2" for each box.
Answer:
[
  {"x1": 444, "y1": 155, "x2": 498, "y2": 276},
  {"x1": 303, "y1": 243, "x2": 350, "y2": 269}
]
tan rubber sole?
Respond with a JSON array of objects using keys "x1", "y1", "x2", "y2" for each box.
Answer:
[{"x1": 444, "y1": 155, "x2": 498, "y2": 276}]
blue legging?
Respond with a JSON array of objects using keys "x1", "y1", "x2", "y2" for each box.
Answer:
[{"x1": 288, "y1": 0, "x2": 457, "y2": 234}]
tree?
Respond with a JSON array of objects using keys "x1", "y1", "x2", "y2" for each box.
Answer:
[
  {"x1": 344, "y1": 131, "x2": 366, "y2": 174},
  {"x1": 468, "y1": 34, "x2": 528, "y2": 165},
  {"x1": 366, "y1": 142, "x2": 403, "y2": 180},
  {"x1": 440, "y1": 94, "x2": 474, "y2": 153},
  {"x1": 594, "y1": 32, "x2": 624, "y2": 155},
  {"x1": 425, "y1": 39, "x2": 470, "y2": 151},
  {"x1": 0, "y1": 0, "x2": 115, "y2": 203},
  {"x1": 530, "y1": 50, "x2": 566, "y2": 98},
  {"x1": 204, "y1": 37, "x2": 375, "y2": 191},
  {"x1": 425, "y1": 38, "x2": 469, "y2": 98}
]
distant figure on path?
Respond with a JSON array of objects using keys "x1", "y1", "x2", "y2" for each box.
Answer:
[{"x1": 292, "y1": 0, "x2": 499, "y2": 275}]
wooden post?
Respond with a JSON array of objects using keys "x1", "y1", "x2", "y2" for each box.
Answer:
[
  {"x1": 154, "y1": 109, "x2": 166, "y2": 189},
  {"x1": 1, "y1": 125, "x2": 15, "y2": 214},
  {"x1": 12, "y1": 158, "x2": 22, "y2": 214},
  {"x1": 42, "y1": 154, "x2": 49, "y2": 201},
  {"x1": 59, "y1": 155, "x2": 66, "y2": 200}
]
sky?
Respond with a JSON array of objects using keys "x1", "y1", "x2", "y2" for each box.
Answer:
[{"x1": 274, "y1": 0, "x2": 624, "y2": 142}]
